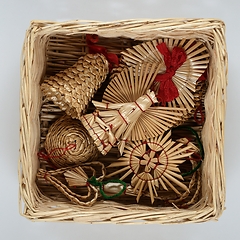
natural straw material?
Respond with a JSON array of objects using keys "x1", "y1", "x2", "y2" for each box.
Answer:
[
  {"x1": 44, "y1": 115, "x2": 99, "y2": 168},
  {"x1": 41, "y1": 53, "x2": 109, "y2": 119},
  {"x1": 106, "y1": 131, "x2": 196, "y2": 204},
  {"x1": 37, "y1": 161, "x2": 106, "y2": 206},
  {"x1": 121, "y1": 39, "x2": 209, "y2": 115},
  {"x1": 19, "y1": 19, "x2": 227, "y2": 224},
  {"x1": 82, "y1": 63, "x2": 186, "y2": 155}
]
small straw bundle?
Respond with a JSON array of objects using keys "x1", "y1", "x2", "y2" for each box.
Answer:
[
  {"x1": 121, "y1": 39, "x2": 209, "y2": 114},
  {"x1": 41, "y1": 53, "x2": 109, "y2": 119},
  {"x1": 37, "y1": 161, "x2": 105, "y2": 206},
  {"x1": 81, "y1": 63, "x2": 186, "y2": 155},
  {"x1": 44, "y1": 115, "x2": 99, "y2": 168},
  {"x1": 106, "y1": 131, "x2": 196, "y2": 204}
]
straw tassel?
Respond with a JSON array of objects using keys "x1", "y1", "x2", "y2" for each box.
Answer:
[{"x1": 81, "y1": 90, "x2": 159, "y2": 155}]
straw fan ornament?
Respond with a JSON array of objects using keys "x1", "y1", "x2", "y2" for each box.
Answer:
[
  {"x1": 121, "y1": 39, "x2": 209, "y2": 113},
  {"x1": 41, "y1": 53, "x2": 109, "y2": 119},
  {"x1": 81, "y1": 63, "x2": 186, "y2": 155},
  {"x1": 106, "y1": 131, "x2": 195, "y2": 204},
  {"x1": 43, "y1": 115, "x2": 99, "y2": 168}
]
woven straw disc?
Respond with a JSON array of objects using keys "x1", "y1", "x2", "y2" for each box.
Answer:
[
  {"x1": 41, "y1": 53, "x2": 109, "y2": 119},
  {"x1": 45, "y1": 115, "x2": 99, "y2": 168}
]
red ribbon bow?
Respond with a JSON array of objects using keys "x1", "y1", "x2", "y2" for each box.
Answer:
[
  {"x1": 154, "y1": 42, "x2": 187, "y2": 104},
  {"x1": 86, "y1": 34, "x2": 119, "y2": 71}
]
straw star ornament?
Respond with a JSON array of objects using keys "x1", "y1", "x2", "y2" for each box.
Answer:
[{"x1": 106, "y1": 131, "x2": 195, "y2": 203}]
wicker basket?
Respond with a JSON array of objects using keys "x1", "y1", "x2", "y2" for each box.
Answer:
[{"x1": 19, "y1": 19, "x2": 227, "y2": 224}]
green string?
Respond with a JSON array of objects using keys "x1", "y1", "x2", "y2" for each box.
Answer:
[
  {"x1": 87, "y1": 176, "x2": 127, "y2": 200},
  {"x1": 174, "y1": 126, "x2": 204, "y2": 177}
]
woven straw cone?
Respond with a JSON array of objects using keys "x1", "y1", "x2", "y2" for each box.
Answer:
[
  {"x1": 20, "y1": 19, "x2": 227, "y2": 224},
  {"x1": 41, "y1": 53, "x2": 109, "y2": 119},
  {"x1": 45, "y1": 115, "x2": 99, "y2": 168}
]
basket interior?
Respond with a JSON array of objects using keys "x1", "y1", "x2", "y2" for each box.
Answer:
[{"x1": 37, "y1": 34, "x2": 206, "y2": 208}]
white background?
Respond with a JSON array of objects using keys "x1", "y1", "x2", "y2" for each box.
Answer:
[{"x1": 0, "y1": 0, "x2": 239, "y2": 239}]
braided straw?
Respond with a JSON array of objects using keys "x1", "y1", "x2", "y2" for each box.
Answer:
[
  {"x1": 41, "y1": 53, "x2": 109, "y2": 119},
  {"x1": 36, "y1": 161, "x2": 106, "y2": 206},
  {"x1": 44, "y1": 115, "x2": 99, "y2": 168}
]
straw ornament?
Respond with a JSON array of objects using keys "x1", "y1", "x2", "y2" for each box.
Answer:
[
  {"x1": 81, "y1": 88, "x2": 185, "y2": 155},
  {"x1": 106, "y1": 131, "x2": 195, "y2": 204},
  {"x1": 37, "y1": 161, "x2": 106, "y2": 206},
  {"x1": 121, "y1": 39, "x2": 209, "y2": 112},
  {"x1": 44, "y1": 115, "x2": 99, "y2": 168},
  {"x1": 81, "y1": 63, "x2": 186, "y2": 155},
  {"x1": 41, "y1": 53, "x2": 109, "y2": 119}
]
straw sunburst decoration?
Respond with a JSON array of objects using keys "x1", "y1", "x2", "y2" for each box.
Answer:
[
  {"x1": 121, "y1": 38, "x2": 209, "y2": 112},
  {"x1": 106, "y1": 131, "x2": 195, "y2": 203}
]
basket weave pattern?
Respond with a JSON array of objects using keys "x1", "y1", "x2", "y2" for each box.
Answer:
[{"x1": 19, "y1": 19, "x2": 227, "y2": 224}]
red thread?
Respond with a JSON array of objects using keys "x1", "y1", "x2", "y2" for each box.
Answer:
[
  {"x1": 153, "y1": 42, "x2": 187, "y2": 103},
  {"x1": 37, "y1": 143, "x2": 76, "y2": 169},
  {"x1": 86, "y1": 34, "x2": 119, "y2": 71},
  {"x1": 134, "y1": 101, "x2": 144, "y2": 112},
  {"x1": 117, "y1": 110, "x2": 128, "y2": 125},
  {"x1": 129, "y1": 141, "x2": 168, "y2": 181},
  {"x1": 146, "y1": 93, "x2": 155, "y2": 105},
  {"x1": 48, "y1": 143, "x2": 76, "y2": 159},
  {"x1": 81, "y1": 114, "x2": 117, "y2": 149},
  {"x1": 37, "y1": 152, "x2": 58, "y2": 169}
]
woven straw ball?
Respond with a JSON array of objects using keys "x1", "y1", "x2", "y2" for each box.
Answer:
[{"x1": 45, "y1": 115, "x2": 99, "y2": 168}]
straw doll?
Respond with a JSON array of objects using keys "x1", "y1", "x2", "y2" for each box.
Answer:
[{"x1": 81, "y1": 63, "x2": 186, "y2": 155}]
